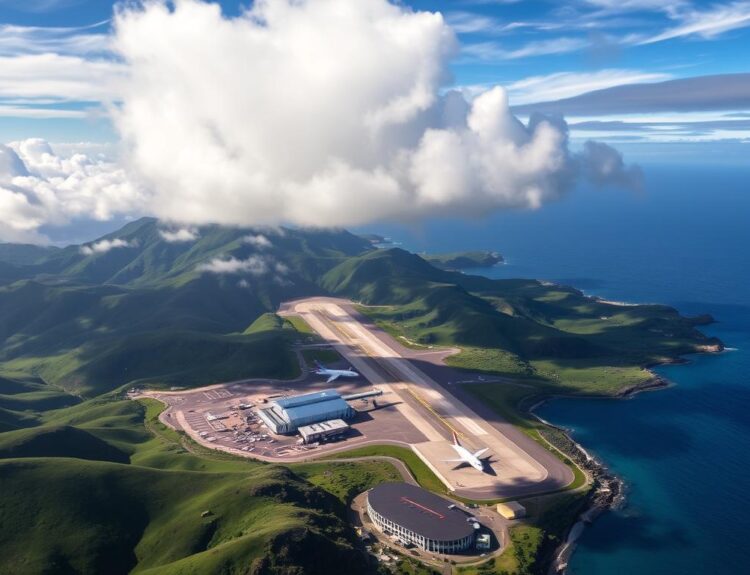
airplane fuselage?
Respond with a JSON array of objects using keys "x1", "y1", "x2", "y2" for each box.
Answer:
[
  {"x1": 313, "y1": 366, "x2": 359, "y2": 382},
  {"x1": 451, "y1": 443, "x2": 485, "y2": 471}
]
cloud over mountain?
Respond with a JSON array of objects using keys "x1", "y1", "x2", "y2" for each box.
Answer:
[
  {"x1": 0, "y1": 0, "x2": 642, "y2": 243},
  {"x1": 110, "y1": 0, "x2": 639, "y2": 229},
  {"x1": 80, "y1": 237, "x2": 138, "y2": 255},
  {"x1": 0, "y1": 138, "x2": 144, "y2": 242}
]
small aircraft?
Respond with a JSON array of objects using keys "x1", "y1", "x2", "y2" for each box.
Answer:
[
  {"x1": 444, "y1": 431, "x2": 490, "y2": 472},
  {"x1": 313, "y1": 360, "x2": 358, "y2": 383}
]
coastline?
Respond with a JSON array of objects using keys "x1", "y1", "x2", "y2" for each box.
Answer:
[{"x1": 530, "y1": 355, "x2": 722, "y2": 575}]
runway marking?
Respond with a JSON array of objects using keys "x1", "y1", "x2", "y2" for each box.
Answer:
[
  {"x1": 298, "y1": 307, "x2": 444, "y2": 442},
  {"x1": 295, "y1": 300, "x2": 550, "y2": 486},
  {"x1": 404, "y1": 387, "x2": 465, "y2": 439}
]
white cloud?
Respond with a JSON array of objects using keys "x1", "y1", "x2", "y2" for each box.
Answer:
[
  {"x1": 110, "y1": 0, "x2": 635, "y2": 229},
  {"x1": 0, "y1": 105, "x2": 88, "y2": 119},
  {"x1": 0, "y1": 53, "x2": 123, "y2": 102},
  {"x1": 462, "y1": 37, "x2": 590, "y2": 60},
  {"x1": 243, "y1": 234, "x2": 272, "y2": 249},
  {"x1": 80, "y1": 237, "x2": 137, "y2": 255},
  {"x1": 504, "y1": 69, "x2": 673, "y2": 105},
  {"x1": 159, "y1": 227, "x2": 199, "y2": 243},
  {"x1": 583, "y1": 0, "x2": 687, "y2": 15},
  {"x1": 0, "y1": 138, "x2": 145, "y2": 242},
  {"x1": 0, "y1": 22, "x2": 111, "y2": 57},
  {"x1": 197, "y1": 254, "x2": 285, "y2": 276},
  {"x1": 639, "y1": 1, "x2": 750, "y2": 44}
]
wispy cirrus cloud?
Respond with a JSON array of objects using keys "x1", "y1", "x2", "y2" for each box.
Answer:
[
  {"x1": 0, "y1": 22, "x2": 111, "y2": 56},
  {"x1": 462, "y1": 37, "x2": 590, "y2": 60},
  {"x1": 0, "y1": 53, "x2": 122, "y2": 102},
  {"x1": 638, "y1": 1, "x2": 750, "y2": 44},
  {"x1": 504, "y1": 69, "x2": 672, "y2": 105},
  {"x1": 512, "y1": 73, "x2": 750, "y2": 115}
]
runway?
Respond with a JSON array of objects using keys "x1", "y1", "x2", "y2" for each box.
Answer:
[{"x1": 287, "y1": 297, "x2": 575, "y2": 499}]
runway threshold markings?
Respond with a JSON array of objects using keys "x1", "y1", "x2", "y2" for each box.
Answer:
[
  {"x1": 299, "y1": 307, "x2": 445, "y2": 442},
  {"x1": 326, "y1": 306, "x2": 489, "y2": 438}
]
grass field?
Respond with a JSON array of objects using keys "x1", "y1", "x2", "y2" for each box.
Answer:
[
  {"x1": 457, "y1": 524, "x2": 544, "y2": 575},
  {"x1": 328, "y1": 445, "x2": 447, "y2": 494},
  {"x1": 0, "y1": 397, "x2": 395, "y2": 575},
  {"x1": 293, "y1": 460, "x2": 402, "y2": 504}
]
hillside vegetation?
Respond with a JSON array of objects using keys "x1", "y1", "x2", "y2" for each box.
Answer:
[
  {"x1": 0, "y1": 220, "x2": 720, "y2": 574},
  {"x1": 0, "y1": 398, "x2": 392, "y2": 575},
  {"x1": 324, "y1": 248, "x2": 720, "y2": 394},
  {"x1": 420, "y1": 250, "x2": 503, "y2": 270},
  {"x1": 0, "y1": 219, "x2": 371, "y2": 401}
]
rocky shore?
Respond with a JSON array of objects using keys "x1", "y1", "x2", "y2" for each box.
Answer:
[
  {"x1": 529, "y1": 403, "x2": 625, "y2": 575},
  {"x1": 532, "y1": 348, "x2": 725, "y2": 575}
]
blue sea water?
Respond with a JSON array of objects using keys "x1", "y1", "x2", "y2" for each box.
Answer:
[{"x1": 360, "y1": 164, "x2": 750, "y2": 574}]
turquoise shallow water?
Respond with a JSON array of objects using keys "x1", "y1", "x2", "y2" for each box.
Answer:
[{"x1": 359, "y1": 163, "x2": 750, "y2": 574}]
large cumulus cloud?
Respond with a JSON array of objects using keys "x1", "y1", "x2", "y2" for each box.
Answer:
[
  {"x1": 0, "y1": 0, "x2": 641, "y2": 243},
  {"x1": 111, "y1": 0, "x2": 640, "y2": 228},
  {"x1": 0, "y1": 139, "x2": 144, "y2": 242}
]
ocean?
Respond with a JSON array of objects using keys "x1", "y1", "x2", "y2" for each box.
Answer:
[{"x1": 359, "y1": 163, "x2": 750, "y2": 574}]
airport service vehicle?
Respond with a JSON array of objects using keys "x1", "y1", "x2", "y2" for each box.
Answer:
[
  {"x1": 444, "y1": 431, "x2": 490, "y2": 472},
  {"x1": 313, "y1": 360, "x2": 358, "y2": 383}
]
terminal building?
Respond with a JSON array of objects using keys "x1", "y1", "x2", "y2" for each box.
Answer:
[
  {"x1": 366, "y1": 482, "x2": 476, "y2": 553},
  {"x1": 256, "y1": 389, "x2": 355, "y2": 434},
  {"x1": 298, "y1": 419, "x2": 350, "y2": 444}
]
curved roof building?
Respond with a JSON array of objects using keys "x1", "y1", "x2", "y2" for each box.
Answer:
[
  {"x1": 256, "y1": 389, "x2": 354, "y2": 434},
  {"x1": 367, "y1": 482, "x2": 475, "y2": 553}
]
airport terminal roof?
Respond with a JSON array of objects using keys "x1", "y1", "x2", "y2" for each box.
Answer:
[
  {"x1": 368, "y1": 482, "x2": 475, "y2": 542},
  {"x1": 276, "y1": 389, "x2": 342, "y2": 409},
  {"x1": 276, "y1": 389, "x2": 351, "y2": 424}
]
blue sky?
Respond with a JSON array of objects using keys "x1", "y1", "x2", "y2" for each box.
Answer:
[
  {"x1": 0, "y1": 0, "x2": 748, "y2": 152},
  {"x1": 0, "y1": 0, "x2": 747, "y2": 245}
]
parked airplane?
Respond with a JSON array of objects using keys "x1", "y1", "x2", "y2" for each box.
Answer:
[
  {"x1": 444, "y1": 431, "x2": 490, "y2": 472},
  {"x1": 313, "y1": 360, "x2": 358, "y2": 383}
]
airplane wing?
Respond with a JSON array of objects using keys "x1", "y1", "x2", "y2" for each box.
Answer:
[
  {"x1": 442, "y1": 458, "x2": 465, "y2": 463},
  {"x1": 326, "y1": 373, "x2": 340, "y2": 383},
  {"x1": 473, "y1": 448, "x2": 489, "y2": 459}
]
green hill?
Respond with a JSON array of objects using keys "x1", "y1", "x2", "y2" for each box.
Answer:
[
  {"x1": 0, "y1": 425, "x2": 129, "y2": 462},
  {"x1": 0, "y1": 243, "x2": 57, "y2": 266},
  {"x1": 420, "y1": 250, "x2": 503, "y2": 270},
  {"x1": 0, "y1": 220, "x2": 371, "y2": 397},
  {"x1": 0, "y1": 220, "x2": 721, "y2": 574},
  {"x1": 0, "y1": 397, "x2": 387, "y2": 575},
  {"x1": 0, "y1": 459, "x2": 371, "y2": 575},
  {"x1": 324, "y1": 248, "x2": 721, "y2": 392}
]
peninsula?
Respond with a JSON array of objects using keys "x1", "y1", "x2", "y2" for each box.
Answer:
[{"x1": 0, "y1": 219, "x2": 721, "y2": 575}]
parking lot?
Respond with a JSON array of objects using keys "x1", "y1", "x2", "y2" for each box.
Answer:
[{"x1": 138, "y1": 374, "x2": 429, "y2": 462}]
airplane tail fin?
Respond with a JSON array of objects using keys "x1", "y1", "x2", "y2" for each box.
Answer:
[
  {"x1": 451, "y1": 431, "x2": 460, "y2": 446},
  {"x1": 314, "y1": 360, "x2": 325, "y2": 369}
]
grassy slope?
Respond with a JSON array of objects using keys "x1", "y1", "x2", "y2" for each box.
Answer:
[
  {"x1": 0, "y1": 227, "x2": 720, "y2": 574},
  {"x1": 325, "y1": 248, "x2": 718, "y2": 395},
  {"x1": 0, "y1": 221, "x2": 371, "y2": 399},
  {"x1": 420, "y1": 251, "x2": 503, "y2": 270},
  {"x1": 0, "y1": 398, "x2": 400, "y2": 575},
  {"x1": 321, "y1": 248, "x2": 718, "y2": 572}
]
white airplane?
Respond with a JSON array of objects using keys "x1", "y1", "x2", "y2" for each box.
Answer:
[
  {"x1": 444, "y1": 431, "x2": 490, "y2": 472},
  {"x1": 313, "y1": 360, "x2": 358, "y2": 383}
]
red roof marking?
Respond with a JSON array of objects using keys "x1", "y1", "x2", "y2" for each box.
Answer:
[{"x1": 400, "y1": 497, "x2": 445, "y2": 519}]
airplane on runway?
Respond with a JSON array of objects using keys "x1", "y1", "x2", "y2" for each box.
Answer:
[
  {"x1": 444, "y1": 431, "x2": 490, "y2": 472},
  {"x1": 313, "y1": 361, "x2": 358, "y2": 383}
]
